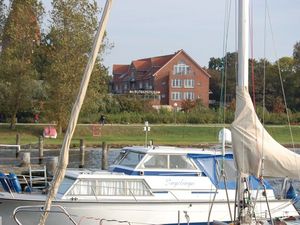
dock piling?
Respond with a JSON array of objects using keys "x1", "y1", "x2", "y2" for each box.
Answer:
[
  {"x1": 79, "y1": 139, "x2": 85, "y2": 168},
  {"x1": 101, "y1": 141, "x2": 109, "y2": 170},
  {"x1": 20, "y1": 152, "x2": 30, "y2": 167},
  {"x1": 38, "y1": 136, "x2": 44, "y2": 164},
  {"x1": 15, "y1": 133, "x2": 20, "y2": 158},
  {"x1": 46, "y1": 156, "x2": 58, "y2": 176}
]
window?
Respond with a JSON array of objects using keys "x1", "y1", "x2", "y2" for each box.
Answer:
[
  {"x1": 124, "y1": 83, "x2": 128, "y2": 90},
  {"x1": 173, "y1": 61, "x2": 191, "y2": 75},
  {"x1": 139, "y1": 154, "x2": 197, "y2": 170},
  {"x1": 169, "y1": 155, "x2": 195, "y2": 169},
  {"x1": 183, "y1": 92, "x2": 194, "y2": 100},
  {"x1": 58, "y1": 177, "x2": 75, "y2": 195},
  {"x1": 143, "y1": 155, "x2": 168, "y2": 169},
  {"x1": 139, "y1": 82, "x2": 143, "y2": 89},
  {"x1": 172, "y1": 79, "x2": 182, "y2": 87},
  {"x1": 67, "y1": 179, "x2": 152, "y2": 196},
  {"x1": 118, "y1": 151, "x2": 146, "y2": 168},
  {"x1": 184, "y1": 79, "x2": 194, "y2": 88},
  {"x1": 161, "y1": 94, "x2": 166, "y2": 99},
  {"x1": 172, "y1": 92, "x2": 182, "y2": 100}
]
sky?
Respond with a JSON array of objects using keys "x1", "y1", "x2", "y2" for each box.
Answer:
[{"x1": 43, "y1": 0, "x2": 300, "y2": 73}]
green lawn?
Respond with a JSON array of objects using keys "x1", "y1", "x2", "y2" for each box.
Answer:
[{"x1": 0, "y1": 123, "x2": 299, "y2": 148}]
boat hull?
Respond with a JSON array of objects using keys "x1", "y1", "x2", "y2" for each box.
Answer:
[{"x1": 0, "y1": 197, "x2": 297, "y2": 225}]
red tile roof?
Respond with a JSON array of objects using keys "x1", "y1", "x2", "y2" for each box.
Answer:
[
  {"x1": 112, "y1": 49, "x2": 210, "y2": 82},
  {"x1": 113, "y1": 64, "x2": 130, "y2": 75}
]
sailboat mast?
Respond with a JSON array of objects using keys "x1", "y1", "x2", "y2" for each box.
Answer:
[
  {"x1": 238, "y1": 0, "x2": 249, "y2": 88},
  {"x1": 236, "y1": 0, "x2": 250, "y2": 224}
]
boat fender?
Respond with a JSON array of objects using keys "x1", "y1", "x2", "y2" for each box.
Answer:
[
  {"x1": 286, "y1": 183, "x2": 297, "y2": 199},
  {"x1": 24, "y1": 186, "x2": 32, "y2": 193},
  {"x1": 0, "y1": 172, "x2": 11, "y2": 192},
  {"x1": 7, "y1": 173, "x2": 22, "y2": 193},
  {"x1": 139, "y1": 171, "x2": 144, "y2": 176}
]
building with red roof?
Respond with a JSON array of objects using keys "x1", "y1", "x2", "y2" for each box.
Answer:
[{"x1": 111, "y1": 49, "x2": 210, "y2": 107}]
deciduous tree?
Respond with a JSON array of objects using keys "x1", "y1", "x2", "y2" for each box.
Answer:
[
  {"x1": 42, "y1": 0, "x2": 110, "y2": 133},
  {"x1": 0, "y1": 0, "x2": 43, "y2": 128}
]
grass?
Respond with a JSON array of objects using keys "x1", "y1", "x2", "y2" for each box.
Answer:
[{"x1": 0, "y1": 123, "x2": 300, "y2": 148}]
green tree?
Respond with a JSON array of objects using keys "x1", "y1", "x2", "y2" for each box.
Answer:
[
  {"x1": 292, "y1": 42, "x2": 300, "y2": 110},
  {"x1": 0, "y1": 0, "x2": 43, "y2": 128},
  {"x1": 42, "y1": 0, "x2": 110, "y2": 133},
  {"x1": 0, "y1": 0, "x2": 7, "y2": 43}
]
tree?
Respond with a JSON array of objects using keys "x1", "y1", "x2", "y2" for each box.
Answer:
[
  {"x1": 292, "y1": 42, "x2": 300, "y2": 110},
  {"x1": 0, "y1": 0, "x2": 7, "y2": 44},
  {"x1": 208, "y1": 52, "x2": 237, "y2": 106},
  {"x1": 42, "y1": 0, "x2": 110, "y2": 133},
  {"x1": 0, "y1": 0, "x2": 43, "y2": 128}
]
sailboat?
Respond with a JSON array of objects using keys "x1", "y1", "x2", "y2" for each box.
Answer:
[
  {"x1": 0, "y1": 0, "x2": 299, "y2": 225},
  {"x1": 231, "y1": 0, "x2": 300, "y2": 223}
]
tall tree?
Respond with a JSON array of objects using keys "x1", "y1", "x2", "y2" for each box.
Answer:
[
  {"x1": 0, "y1": 0, "x2": 43, "y2": 128},
  {"x1": 43, "y1": 0, "x2": 110, "y2": 133},
  {"x1": 0, "y1": 0, "x2": 7, "y2": 44},
  {"x1": 292, "y1": 42, "x2": 300, "y2": 110}
]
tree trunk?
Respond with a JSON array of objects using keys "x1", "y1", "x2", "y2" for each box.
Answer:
[{"x1": 9, "y1": 112, "x2": 17, "y2": 129}]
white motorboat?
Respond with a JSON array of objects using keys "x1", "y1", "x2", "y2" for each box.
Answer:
[{"x1": 0, "y1": 145, "x2": 298, "y2": 225}]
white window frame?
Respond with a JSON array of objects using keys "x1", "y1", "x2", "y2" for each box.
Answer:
[
  {"x1": 172, "y1": 79, "x2": 182, "y2": 88},
  {"x1": 173, "y1": 62, "x2": 191, "y2": 75},
  {"x1": 184, "y1": 92, "x2": 194, "y2": 100},
  {"x1": 184, "y1": 79, "x2": 194, "y2": 88},
  {"x1": 172, "y1": 92, "x2": 182, "y2": 100}
]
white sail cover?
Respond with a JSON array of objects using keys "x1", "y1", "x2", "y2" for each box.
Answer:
[{"x1": 231, "y1": 86, "x2": 300, "y2": 179}]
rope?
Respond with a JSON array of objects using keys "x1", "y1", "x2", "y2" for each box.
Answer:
[{"x1": 264, "y1": 0, "x2": 300, "y2": 181}]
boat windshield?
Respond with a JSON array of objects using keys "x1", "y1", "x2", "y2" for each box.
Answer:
[
  {"x1": 139, "y1": 154, "x2": 197, "y2": 170},
  {"x1": 58, "y1": 177, "x2": 76, "y2": 195},
  {"x1": 117, "y1": 151, "x2": 146, "y2": 168}
]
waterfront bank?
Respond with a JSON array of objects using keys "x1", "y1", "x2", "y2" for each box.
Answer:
[{"x1": 1, "y1": 123, "x2": 300, "y2": 148}]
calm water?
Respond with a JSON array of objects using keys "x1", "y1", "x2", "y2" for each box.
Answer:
[{"x1": 0, "y1": 148, "x2": 121, "y2": 168}]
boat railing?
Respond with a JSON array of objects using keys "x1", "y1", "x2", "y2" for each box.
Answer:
[{"x1": 13, "y1": 204, "x2": 77, "y2": 225}]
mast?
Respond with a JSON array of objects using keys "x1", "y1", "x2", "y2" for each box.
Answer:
[
  {"x1": 38, "y1": 1, "x2": 113, "y2": 224},
  {"x1": 238, "y1": 0, "x2": 249, "y2": 88},
  {"x1": 237, "y1": 0, "x2": 250, "y2": 224}
]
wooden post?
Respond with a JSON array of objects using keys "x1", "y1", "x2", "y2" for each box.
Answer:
[
  {"x1": 20, "y1": 152, "x2": 30, "y2": 167},
  {"x1": 79, "y1": 139, "x2": 85, "y2": 168},
  {"x1": 38, "y1": 136, "x2": 44, "y2": 164},
  {"x1": 46, "y1": 157, "x2": 58, "y2": 176},
  {"x1": 101, "y1": 141, "x2": 109, "y2": 170},
  {"x1": 16, "y1": 133, "x2": 20, "y2": 158}
]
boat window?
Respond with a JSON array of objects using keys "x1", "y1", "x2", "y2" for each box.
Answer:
[
  {"x1": 58, "y1": 177, "x2": 76, "y2": 195},
  {"x1": 118, "y1": 151, "x2": 145, "y2": 168},
  {"x1": 143, "y1": 155, "x2": 168, "y2": 169},
  {"x1": 215, "y1": 158, "x2": 237, "y2": 182},
  {"x1": 141, "y1": 154, "x2": 197, "y2": 170},
  {"x1": 169, "y1": 155, "x2": 195, "y2": 169},
  {"x1": 67, "y1": 179, "x2": 152, "y2": 196}
]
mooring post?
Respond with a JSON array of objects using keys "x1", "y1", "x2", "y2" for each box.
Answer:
[
  {"x1": 79, "y1": 139, "x2": 85, "y2": 168},
  {"x1": 38, "y1": 136, "x2": 44, "y2": 164},
  {"x1": 101, "y1": 141, "x2": 109, "y2": 170},
  {"x1": 20, "y1": 152, "x2": 30, "y2": 167},
  {"x1": 46, "y1": 156, "x2": 58, "y2": 176},
  {"x1": 15, "y1": 133, "x2": 20, "y2": 158}
]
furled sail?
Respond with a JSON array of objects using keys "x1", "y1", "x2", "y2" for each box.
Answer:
[{"x1": 231, "y1": 86, "x2": 300, "y2": 179}]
